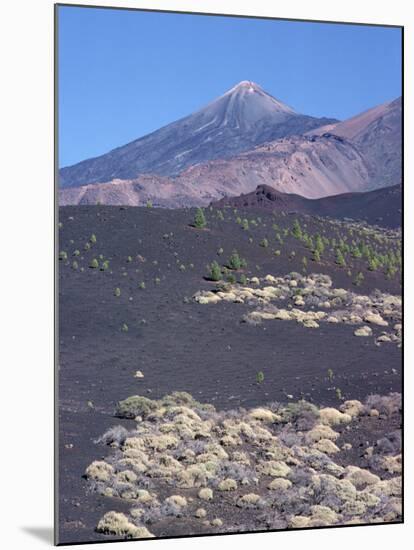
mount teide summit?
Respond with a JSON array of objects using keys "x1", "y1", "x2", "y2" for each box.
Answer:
[{"x1": 59, "y1": 81, "x2": 337, "y2": 187}]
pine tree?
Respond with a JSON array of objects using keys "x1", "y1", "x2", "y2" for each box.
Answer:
[
  {"x1": 193, "y1": 208, "x2": 207, "y2": 228},
  {"x1": 228, "y1": 251, "x2": 242, "y2": 270},
  {"x1": 256, "y1": 371, "x2": 265, "y2": 384},
  {"x1": 292, "y1": 219, "x2": 302, "y2": 239},
  {"x1": 89, "y1": 258, "x2": 99, "y2": 269},
  {"x1": 335, "y1": 249, "x2": 346, "y2": 267},
  {"x1": 315, "y1": 234, "x2": 324, "y2": 254},
  {"x1": 353, "y1": 272, "x2": 364, "y2": 286},
  {"x1": 352, "y1": 246, "x2": 362, "y2": 258},
  {"x1": 368, "y1": 257, "x2": 379, "y2": 271},
  {"x1": 209, "y1": 261, "x2": 222, "y2": 281},
  {"x1": 386, "y1": 265, "x2": 397, "y2": 279}
]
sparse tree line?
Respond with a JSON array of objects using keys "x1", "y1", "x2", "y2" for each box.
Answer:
[{"x1": 289, "y1": 218, "x2": 401, "y2": 283}]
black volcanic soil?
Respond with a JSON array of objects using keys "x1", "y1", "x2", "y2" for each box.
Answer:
[{"x1": 58, "y1": 206, "x2": 402, "y2": 544}]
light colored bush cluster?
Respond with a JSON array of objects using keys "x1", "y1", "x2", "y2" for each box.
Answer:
[
  {"x1": 198, "y1": 487, "x2": 213, "y2": 501},
  {"x1": 194, "y1": 272, "x2": 401, "y2": 345},
  {"x1": 236, "y1": 493, "x2": 263, "y2": 508},
  {"x1": 218, "y1": 478, "x2": 237, "y2": 491},
  {"x1": 89, "y1": 391, "x2": 401, "y2": 539},
  {"x1": 96, "y1": 511, "x2": 154, "y2": 539},
  {"x1": 85, "y1": 461, "x2": 114, "y2": 482},
  {"x1": 319, "y1": 408, "x2": 352, "y2": 426}
]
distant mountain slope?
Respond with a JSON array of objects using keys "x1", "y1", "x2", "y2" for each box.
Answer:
[
  {"x1": 308, "y1": 97, "x2": 402, "y2": 189},
  {"x1": 178, "y1": 134, "x2": 372, "y2": 200},
  {"x1": 59, "y1": 134, "x2": 372, "y2": 207},
  {"x1": 58, "y1": 175, "x2": 196, "y2": 209},
  {"x1": 212, "y1": 183, "x2": 402, "y2": 228},
  {"x1": 59, "y1": 81, "x2": 337, "y2": 188}
]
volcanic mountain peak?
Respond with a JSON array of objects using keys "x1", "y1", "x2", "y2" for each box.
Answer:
[
  {"x1": 59, "y1": 81, "x2": 337, "y2": 187},
  {"x1": 224, "y1": 80, "x2": 294, "y2": 107},
  {"x1": 227, "y1": 80, "x2": 260, "y2": 91},
  {"x1": 203, "y1": 80, "x2": 297, "y2": 126}
]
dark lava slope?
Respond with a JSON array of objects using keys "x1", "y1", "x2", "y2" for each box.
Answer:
[{"x1": 212, "y1": 184, "x2": 402, "y2": 228}]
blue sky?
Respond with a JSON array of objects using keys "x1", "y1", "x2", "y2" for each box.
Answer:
[{"x1": 58, "y1": 6, "x2": 402, "y2": 168}]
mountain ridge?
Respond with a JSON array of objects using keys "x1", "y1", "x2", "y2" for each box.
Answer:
[{"x1": 307, "y1": 97, "x2": 402, "y2": 189}]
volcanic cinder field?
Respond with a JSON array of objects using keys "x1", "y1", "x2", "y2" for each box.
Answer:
[{"x1": 58, "y1": 205, "x2": 402, "y2": 543}]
